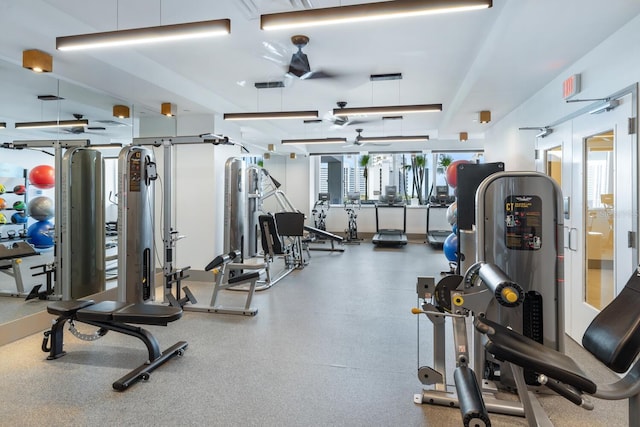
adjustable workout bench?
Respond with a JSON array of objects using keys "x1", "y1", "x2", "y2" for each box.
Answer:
[
  {"x1": 42, "y1": 300, "x2": 188, "y2": 391},
  {"x1": 475, "y1": 269, "x2": 640, "y2": 426}
]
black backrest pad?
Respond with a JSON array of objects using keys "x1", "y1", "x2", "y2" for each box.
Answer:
[
  {"x1": 477, "y1": 317, "x2": 596, "y2": 394},
  {"x1": 47, "y1": 299, "x2": 95, "y2": 317},
  {"x1": 275, "y1": 211, "x2": 305, "y2": 236},
  {"x1": 259, "y1": 214, "x2": 283, "y2": 254},
  {"x1": 582, "y1": 271, "x2": 640, "y2": 373}
]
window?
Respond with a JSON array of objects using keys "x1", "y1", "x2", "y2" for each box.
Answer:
[{"x1": 316, "y1": 151, "x2": 483, "y2": 205}]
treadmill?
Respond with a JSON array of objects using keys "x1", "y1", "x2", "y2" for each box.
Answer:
[{"x1": 372, "y1": 186, "x2": 408, "y2": 246}]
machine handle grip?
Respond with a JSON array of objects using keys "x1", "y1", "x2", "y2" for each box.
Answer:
[
  {"x1": 539, "y1": 375, "x2": 593, "y2": 409},
  {"x1": 478, "y1": 263, "x2": 525, "y2": 307}
]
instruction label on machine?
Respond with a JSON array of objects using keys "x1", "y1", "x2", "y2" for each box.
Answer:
[
  {"x1": 129, "y1": 151, "x2": 142, "y2": 192},
  {"x1": 504, "y1": 195, "x2": 542, "y2": 250}
]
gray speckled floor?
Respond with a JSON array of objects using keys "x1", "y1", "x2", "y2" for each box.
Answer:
[{"x1": 0, "y1": 242, "x2": 628, "y2": 426}]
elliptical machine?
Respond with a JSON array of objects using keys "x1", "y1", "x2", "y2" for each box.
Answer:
[{"x1": 344, "y1": 192, "x2": 361, "y2": 244}]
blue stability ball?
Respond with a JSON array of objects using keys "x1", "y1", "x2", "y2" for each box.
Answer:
[
  {"x1": 443, "y1": 232, "x2": 458, "y2": 262},
  {"x1": 27, "y1": 220, "x2": 55, "y2": 249}
]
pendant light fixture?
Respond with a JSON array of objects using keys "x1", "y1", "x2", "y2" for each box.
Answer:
[
  {"x1": 333, "y1": 104, "x2": 442, "y2": 117},
  {"x1": 281, "y1": 137, "x2": 346, "y2": 145},
  {"x1": 57, "y1": 19, "x2": 231, "y2": 51},
  {"x1": 15, "y1": 119, "x2": 89, "y2": 129},
  {"x1": 224, "y1": 111, "x2": 318, "y2": 121},
  {"x1": 261, "y1": 0, "x2": 492, "y2": 31}
]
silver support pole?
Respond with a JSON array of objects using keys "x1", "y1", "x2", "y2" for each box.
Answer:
[{"x1": 163, "y1": 140, "x2": 172, "y2": 302}]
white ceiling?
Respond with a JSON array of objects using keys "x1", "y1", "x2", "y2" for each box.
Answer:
[{"x1": 1, "y1": 0, "x2": 640, "y2": 153}]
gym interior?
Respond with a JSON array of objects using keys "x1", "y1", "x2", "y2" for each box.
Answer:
[{"x1": 1, "y1": 1, "x2": 640, "y2": 426}]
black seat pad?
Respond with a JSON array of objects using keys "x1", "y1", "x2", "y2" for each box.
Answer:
[
  {"x1": 47, "y1": 300, "x2": 95, "y2": 317},
  {"x1": 582, "y1": 272, "x2": 640, "y2": 373},
  {"x1": 112, "y1": 303, "x2": 183, "y2": 325},
  {"x1": 77, "y1": 301, "x2": 131, "y2": 322},
  {"x1": 476, "y1": 317, "x2": 597, "y2": 394}
]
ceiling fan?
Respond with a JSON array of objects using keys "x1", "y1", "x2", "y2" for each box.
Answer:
[
  {"x1": 287, "y1": 35, "x2": 335, "y2": 80},
  {"x1": 324, "y1": 101, "x2": 372, "y2": 130},
  {"x1": 345, "y1": 129, "x2": 391, "y2": 147},
  {"x1": 61, "y1": 113, "x2": 106, "y2": 134}
]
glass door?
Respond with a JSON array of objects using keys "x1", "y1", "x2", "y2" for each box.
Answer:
[{"x1": 565, "y1": 93, "x2": 636, "y2": 341}]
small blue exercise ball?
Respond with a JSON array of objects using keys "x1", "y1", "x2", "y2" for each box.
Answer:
[{"x1": 443, "y1": 233, "x2": 458, "y2": 262}]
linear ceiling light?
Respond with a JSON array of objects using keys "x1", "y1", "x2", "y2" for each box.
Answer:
[
  {"x1": 56, "y1": 19, "x2": 231, "y2": 51},
  {"x1": 224, "y1": 111, "x2": 318, "y2": 121},
  {"x1": 281, "y1": 138, "x2": 347, "y2": 145},
  {"x1": 359, "y1": 135, "x2": 429, "y2": 143},
  {"x1": 261, "y1": 0, "x2": 492, "y2": 30},
  {"x1": 333, "y1": 104, "x2": 442, "y2": 117},
  {"x1": 15, "y1": 119, "x2": 88, "y2": 129}
]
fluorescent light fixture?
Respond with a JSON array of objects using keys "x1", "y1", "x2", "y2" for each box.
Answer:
[
  {"x1": 15, "y1": 119, "x2": 88, "y2": 129},
  {"x1": 57, "y1": 19, "x2": 231, "y2": 51},
  {"x1": 281, "y1": 137, "x2": 346, "y2": 144},
  {"x1": 23, "y1": 49, "x2": 53, "y2": 73},
  {"x1": 224, "y1": 110, "x2": 318, "y2": 121},
  {"x1": 261, "y1": 0, "x2": 492, "y2": 30},
  {"x1": 359, "y1": 135, "x2": 429, "y2": 143},
  {"x1": 333, "y1": 104, "x2": 442, "y2": 117}
]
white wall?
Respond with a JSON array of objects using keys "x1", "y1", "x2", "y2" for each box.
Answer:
[{"x1": 485, "y1": 13, "x2": 640, "y2": 169}]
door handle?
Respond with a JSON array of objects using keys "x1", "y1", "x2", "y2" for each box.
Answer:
[{"x1": 568, "y1": 227, "x2": 579, "y2": 252}]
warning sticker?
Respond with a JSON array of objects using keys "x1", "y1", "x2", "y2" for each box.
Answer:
[{"x1": 504, "y1": 195, "x2": 542, "y2": 251}]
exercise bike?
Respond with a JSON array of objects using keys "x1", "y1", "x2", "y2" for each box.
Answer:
[
  {"x1": 344, "y1": 192, "x2": 361, "y2": 244},
  {"x1": 311, "y1": 192, "x2": 330, "y2": 236}
]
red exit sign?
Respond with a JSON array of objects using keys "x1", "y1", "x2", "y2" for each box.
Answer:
[{"x1": 563, "y1": 74, "x2": 581, "y2": 100}]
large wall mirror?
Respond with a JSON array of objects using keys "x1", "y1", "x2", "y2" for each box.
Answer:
[{"x1": 0, "y1": 58, "x2": 138, "y2": 340}]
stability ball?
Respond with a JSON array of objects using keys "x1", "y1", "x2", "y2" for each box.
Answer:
[
  {"x1": 443, "y1": 232, "x2": 458, "y2": 262},
  {"x1": 11, "y1": 212, "x2": 28, "y2": 224},
  {"x1": 27, "y1": 220, "x2": 55, "y2": 249},
  {"x1": 0, "y1": 213, "x2": 6, "y2": 224},
  {"x1": 13, "y1": 184, "x2": 26, "y2": 195},
  {"x1": 0, "y1": 197, "x2": 5, "y2": 210},
  {"x1": 28, "y1": 196, "x2": 54, "y2": 221},
  {"x1": 445, "y1": 160, "x2": 471, "y2": 188},
  {"x1": 0, "y1": 183, "x2": 5, "y2": 194},
  {"x1": 29, "y1": 165, "x2": 55, "y2": 189},
  {"x1": 446, "y1": 201, "x2": 458, "y2": 225}
]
